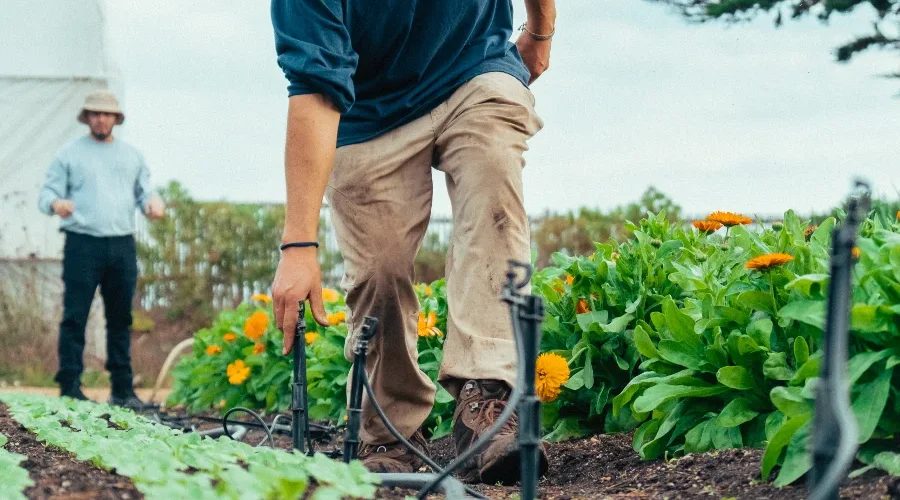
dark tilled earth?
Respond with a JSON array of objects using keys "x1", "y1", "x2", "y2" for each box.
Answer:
[{"x1": 3, "y1": 404, "x2": 899, "y2": 499}]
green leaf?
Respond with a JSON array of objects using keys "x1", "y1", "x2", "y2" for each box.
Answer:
[
  {"x1": 684, "y1": 419, "x2": 715, "y2": 454},
  {"x1": 601, "y1": 313, "x2": 634, "y2": 334},
  {"x1": 662, "y1": 299, "x2": 700, "y2": 347},
  {"x1": 762, "y1": 414, "x2": 811, "y2": 480},
  {"x1": 770, "y1": 386, "x2": 811, "y2": 417},
  {"x1": 778, "y1": 300, "x2": 825, "y2": 330},
  {"x1": 774, "y1": 421, "x2": 811, "y2": 487},
  {"x1": 716, "y1": 366, "x2": 754, "y2": 390},
  {"x1": 793, "y1": 337, "x2": 810, "y2": 366},
  {"x1": 717, "y1": 398, "x2": 759, "y2": 428},
  {"x1": 658, "y1": 340, "x2": 705, "y2": 370},
  {"x1": 563, "y1": 371, "x2": 585, "y2": 391},
  {"x1": 790, "y1": 355, "x2": 821, "y2": 386},
  {"x1": 737, "y1": 290, "x2": 776, "y2": 315},
  {"x1": 633, "y1": 384, "x2": 729, "y2": 414},
  {"x1": 576, "y1": 311, "x2": 609, "y2": 332},
  {"x1": 747, "y1": 318, "x2": 773, "y2": 350},
  {"x1": 785, "y1": 274, "x2": 830, "y2": 298},
  {"x1": 583, "y1": 352, "x2": 595, "y2": 390},
  {"x1": 848, "y1": 350, "x2": 893, "y2": 385},
  {"x1": 851, "y1": 304, "x2": 891, "y2": 332},
  {"x1": 543, "y1": 418, "x2": 586, "y2": 442},
  {"x1": 851, "y1": 367, "x2": 894, "y2": 442},
  {"x1": 763, "y1": 352, "x2": 794, "y2": 381},
  {"x1": 634, "y1": 325, "x2": 661, "y2": 359},
  {"x1": 711, "y1": 422, "x2": 743, "y2": 450}
]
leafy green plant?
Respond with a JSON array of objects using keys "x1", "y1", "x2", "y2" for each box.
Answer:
[
  {"x1": 0, "y1": 432, "x2": 32, "y2": 500},
  {"x1": 1, "y1": 393, "x2": 379, "y2": 499}
]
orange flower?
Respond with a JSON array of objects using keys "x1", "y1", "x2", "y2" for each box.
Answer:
[
  {"x1": 206, "y1": 345, "x2": 223, "y2": 355},
  {"x1": 424, "y1": 285, "x2": 433, "y2": 297},
  {"x1": 566, "y1": 274, "x2": 575, "y2": 285},
  {"x1": 226, "y1": 360, "x2": 250, "y2": 385},
  {"x1": 896, "y1": 210, "x2": 899, "y2": 221},
  {"x1": 322, "y1": 288, "x2": 340, "y2": 303},
  {"x1": 305, "y1": 332, "x2": 319, "y2": 345},
  {"x1": 326, "y1": 311, "x2": 346, "y2": 326},
  {"x1": 253, "y1": 342, "x2": 266, "y2": 355},
  {"x1": 417, "y1": 311, "x2": 443, "y2": 337},
  {"x1": 851, "y1": 247, "x2": 861, "y2": 260},
  {"x1": 706, "y1": 211, "x2": 752, "y2": 227},
  {"x1": 535, "y1": 353, "x2": 570, "y2": 402},
  {"x1": 745, "y1": 253, "x2": 794, "y2": 271},
  {"x1": 251, "y1": 293, "x2": 272, "y2": 304},
  {"x1": 243, "y1": 311, "x2": 268, "y2": 340},
  {"x1": 223, "y1": 332, "x2": 237, "y2": 342},
  {"x1": 804, "y1": 225, "x2": 817, "y2": 241},
  {"x1": 692, "y1": 220, "x2": 723, "y2": 233},
  {"x1": 576, "y1": 299, "x2": 590, "y2": 314}
]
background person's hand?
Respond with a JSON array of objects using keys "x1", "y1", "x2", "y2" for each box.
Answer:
[
  {"x1": 146, "y1": 195, "x2": 166, "y2": 220},
  {"x1": 516, "y1": 30, "x2": 552, "y2": 84},
  {"x1": 51, "y1": 199, "x2": 75, "y2": 218},
  {"x1": 272, "y1": 249, "x2": 330, "y2": 355}
]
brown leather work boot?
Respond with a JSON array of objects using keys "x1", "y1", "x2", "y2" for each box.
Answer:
[
  {"x1": 358, "y1": 429, "x2": 429, "y2": 473},
  {"x1": 452, "y1": 379, "x2": 549, "y2": 485}
]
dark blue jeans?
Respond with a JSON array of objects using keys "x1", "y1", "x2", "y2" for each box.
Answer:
[{"x1": 55, "y1": 231, "x2": 138, "y2": 397}]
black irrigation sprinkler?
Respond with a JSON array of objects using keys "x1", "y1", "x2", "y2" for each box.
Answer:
[
  {"x1": 292, "y1": 301, "x2": 314, "y2": 455},
  {"x1": 808, "y1": 180, "x2": 871, "y2": 500},
  {"x1": 343, "y1": 316, "x2": 379, "y2": 462}
]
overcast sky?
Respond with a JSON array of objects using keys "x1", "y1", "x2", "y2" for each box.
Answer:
[{"x1": 103, "y1": 0, "x2": 899, "y2": 219}]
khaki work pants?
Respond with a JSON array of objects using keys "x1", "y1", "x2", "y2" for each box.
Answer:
[{"x1": 326, "y1": 72, "x2": 543, "y2": 445}]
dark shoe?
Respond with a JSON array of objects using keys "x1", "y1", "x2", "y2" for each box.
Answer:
[
  {"x1": 108, "y1": 393, "x2": 150, "y2": 411},
  {"x1": 452, "y1": 379, "x2": 549, "y2": 485},
  {"x1": 358, "y1": 430, "x2": 429, "y2": 473},
  {"x1": 60, "y1": 385, "x2": 91, "y2": 401}
]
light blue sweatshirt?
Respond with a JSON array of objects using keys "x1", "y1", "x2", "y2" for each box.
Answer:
[{"x1": 38, "y1": 136, "x2": 153, "y2": 237}]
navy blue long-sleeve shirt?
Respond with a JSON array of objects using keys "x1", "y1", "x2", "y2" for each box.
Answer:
[{"x1": 272, "y1": 0, "x2": 531, "y2": 147}]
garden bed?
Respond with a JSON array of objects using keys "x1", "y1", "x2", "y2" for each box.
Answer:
[{"x1": 3, "y1": 400, "x2": 898, "y2": 499}]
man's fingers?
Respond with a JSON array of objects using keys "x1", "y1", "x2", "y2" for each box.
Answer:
[
  {"x1": 309, "y1": 284, "x2": 330, "y2": 327},
  {"x1": 282, "y1": 303, "x2": 300, "y2": 355},
  {"x1": 274, "y1": 294, "x2": 285, "y2": 331}
]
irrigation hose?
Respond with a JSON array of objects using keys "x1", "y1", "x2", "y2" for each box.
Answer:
[
  {"x1": 223, "y1": 407, "x2": 274, "y2": 447},
  {"x1": 360, "y1": 375, "x2": 490, "y2": 500},
  {"x1": 808, "y1": 380, "x2": 859, "y2": 500},
  {"x1": 416, "y1": 283, "x2": 530, "y2": 499}
]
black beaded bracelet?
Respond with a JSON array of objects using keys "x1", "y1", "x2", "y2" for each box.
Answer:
[{"x1": 280, "y1": 241, "x2": 320, "y2": 251}]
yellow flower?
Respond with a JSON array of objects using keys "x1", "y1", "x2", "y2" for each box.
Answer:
[
  {"x1": 305, "y1": 332, "x2": 319, "y2": 345},
  {"x1": 692, "y1": 220, "x2": 723, "y2": 233},
  {"x1": 896, "y1": 210, "x2": 900, "y2": 221},
  {"x1": 226, "y1": 360, "x2": 250, "y2": 385},
  {"x1": 611, "y1": 252, "x2": 620, "y2": 262},
  {"x1": 535, "y1": 353, "x2": 570, "y2": 402},
  {"x1": 327, "y1": 311, "x2": 347, "y2": 326},
  {"x1": 223, "y1": 332, "x2": 237, "y2": 342},
  {"x1": 851, "y1": 247, "x2": 861, "y2": 260},
  {"x1": 424, "y1": 285, "x2": 433, "y2": 297},
  {"x1": 253, "y1": 342, "x2": 266, "y2": 355},
  {"x1": 243, "y1": 311, "x2": 268, "y2": 340},
  {"x1": 706, "y1": 211, "x2": 752, "y2": 227},
  {"x1": 322, "y1": 288, "x2": 340, "y2": 303},
  {"x1": 417, "y1": 311, "x2": 443, "y2": 337},
  {"x1": 206, "y1": 345, "x2": 222, "y2": 355},
  {"x1": 565, "y1": 274, "x2": 575, "y2": 285},
  {"x1": 251, "y1": 293, "x2": 272, "y2": 304},
  {"x1": 576, "y1": 299, "x2": 590, "y2": 314},
  {"x1": 745, "y1": 253, "x2": 794, "y2": 271}
]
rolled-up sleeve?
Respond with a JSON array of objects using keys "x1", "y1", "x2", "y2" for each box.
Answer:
[{"x1": 271, "y1": 0, "x2": 359, "y2": 113}]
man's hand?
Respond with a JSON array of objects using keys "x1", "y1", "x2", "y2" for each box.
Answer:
[
  {"x1": 517, "y1": 29, "x2": 552, "y2": 85},
  {"x1": 146, "y1": 195, "x2": 166, "y2": 220},
  {"x1": 51, "y1": 199, "x2": 75, "y2": 218},
  {"x1": 273, "y1": 249, "x2": 330, "y2": 354}
]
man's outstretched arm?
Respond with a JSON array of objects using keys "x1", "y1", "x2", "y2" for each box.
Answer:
[{"x1": 273, "y1": 93, "x2": 341, "y2": 354}]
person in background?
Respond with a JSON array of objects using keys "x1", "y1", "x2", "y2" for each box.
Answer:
[
  {"x1": 38, "y1": 90, "x2": 165, "y2": 409},
  {"x1": 270, "y1": 0, "x2": 555, "y2": 484}
]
